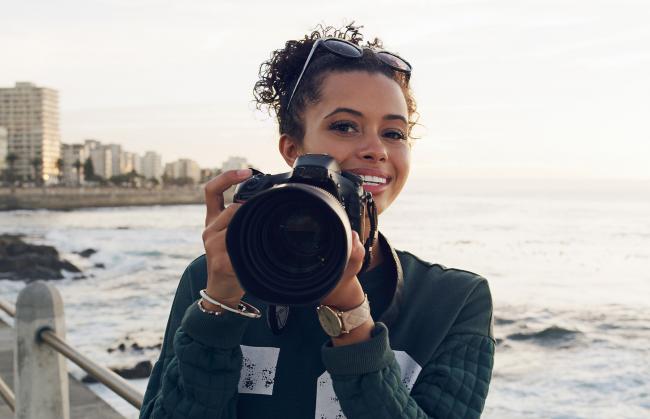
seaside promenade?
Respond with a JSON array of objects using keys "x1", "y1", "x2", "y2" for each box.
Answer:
[
  {"x1": 0, "y1": 186, "x2": 208, "y2": 211},
  {"x1": 0, "y1": 319, "x2": 124, "y2": 419}
]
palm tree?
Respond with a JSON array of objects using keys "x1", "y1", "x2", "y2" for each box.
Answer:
[
  {"x1": 73, "y1": 159, "x2": 83, "y2": 186},
  {"x1": 30, "y1": 157, "x2": 42, "y2": 185},
  {"x1": 5, "y1": 153, "x2": 18, "y2": 193},
  {"x1": 56, "y1": 158, "x2": 64, "y2": 184}
]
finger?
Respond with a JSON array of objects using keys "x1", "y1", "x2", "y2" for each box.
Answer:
[
  {"x1": 205, "y1": 203, "x2": 242, "y2": 233},
  {"x1": 204, "y1": 169, "x2": 252, "y2": 225},
  {"x1": 344, "y1": 231, "x2": 365, "y2": 276}
]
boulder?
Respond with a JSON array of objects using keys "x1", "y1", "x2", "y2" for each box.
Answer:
[
  {"x1": 0, "y1": 234, "x2": 82, "y2": 281},
  {"x1": 81, "y1": 360, "x2": 153, "y2": 383},
  {"x1": 75, "y1": 248, "x2": 97, "y2": 258}
]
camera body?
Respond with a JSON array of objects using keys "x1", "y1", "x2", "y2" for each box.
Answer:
[
  {"x1": 226, "y1": 154, "x2": 375, "y2": 306},
  {"x1": 233, "y1": 154, "x2": 368, "y2": 236}
]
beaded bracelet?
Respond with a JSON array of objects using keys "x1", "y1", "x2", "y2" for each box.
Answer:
[{"x1": 198, "y1": 289, "x2": 261, "y2": 319}]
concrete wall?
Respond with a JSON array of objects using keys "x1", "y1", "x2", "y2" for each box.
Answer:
[{"x1": 0, "y1": 186, "x2": 232, "y2": 211}]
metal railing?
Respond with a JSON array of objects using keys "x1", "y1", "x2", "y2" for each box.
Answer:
[
  {"x1": 0, "y1": 299, "x2": 16, "y2": 411},
  {"x1": 0, "y1": 282, "x2": 144, "y2": 418}
]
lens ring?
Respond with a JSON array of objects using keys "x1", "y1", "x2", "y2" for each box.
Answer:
[
  {"x1": 375, "y1": 51, "x2": 412, "y2": 72},
  {"x1": 322, "y1": 38, "x2": 363, "y2": 58}
]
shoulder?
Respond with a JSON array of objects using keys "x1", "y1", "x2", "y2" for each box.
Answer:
[
  {"x1": 175, "y1": 254, "x2": 208, "y2": 300},
  {"x1": 395, "y1": 249, "x2": 494, "y2": 338},
  {"x1": 396, "y1": 249, "x2": 489, "y2": 294}
]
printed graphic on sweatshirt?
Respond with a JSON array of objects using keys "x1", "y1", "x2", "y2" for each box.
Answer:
[
  {"x1": 314, "y1": 350, "x2": 422, "y2": 419},
  {"x1": 237, "y1": 345, "x2": 280, "y2": 395}
]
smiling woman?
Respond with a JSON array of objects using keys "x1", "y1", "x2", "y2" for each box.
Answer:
[{"x1": 140, "y1": 22, "x2": 495, "y2": 419}]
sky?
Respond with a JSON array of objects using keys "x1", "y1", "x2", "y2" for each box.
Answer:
[{"x1": 1, "y1": 0, "x2": 649, "y2": 180}]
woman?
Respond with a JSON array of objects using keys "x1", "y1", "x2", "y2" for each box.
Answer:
[{"x1": 141, "y1": 23, "x2": 495, "y2": 419}]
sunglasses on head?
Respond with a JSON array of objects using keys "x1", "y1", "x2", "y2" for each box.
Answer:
[{"x1": 287, "y1": 37, "x2": 412, "y2": 110}]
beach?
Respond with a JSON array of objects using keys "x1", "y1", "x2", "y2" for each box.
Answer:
[{"x1": 0, "y1": 177, "x2": 649, "y2": 418}]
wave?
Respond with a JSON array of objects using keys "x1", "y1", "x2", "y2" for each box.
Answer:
[{"x1": 507, "y1": 325, "x2": 583, "y2": 343}]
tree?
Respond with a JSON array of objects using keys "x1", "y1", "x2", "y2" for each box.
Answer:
[
  {"x1": 56, "y1": 158, "x2": 64, "y2": 184},
  {"x1": 30, "y1": 157, "x2": 42, "y2": 185},
  {"x1": 73, "y1": 159, "x2": 83, "y2": 186},
  {"x1": 5, "y1": 153, "x2": 18, "y2": 193},
  {"x1": 83, "y1": 157, "x2": 96, "y2": 181}
]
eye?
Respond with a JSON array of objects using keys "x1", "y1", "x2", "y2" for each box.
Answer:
[
  {"x1": 328, "y1": 121, "x2": 359, "y2": 134},
  {"x1": 383, "y1": 129, "x2": 407, "y2": 141}
]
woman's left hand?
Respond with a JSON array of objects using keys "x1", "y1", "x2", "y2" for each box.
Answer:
[{"x1": 319, "y1": 230, "x2": 366, "y2": 310}]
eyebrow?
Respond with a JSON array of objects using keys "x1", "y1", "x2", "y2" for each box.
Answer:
[{"x1": 324, "y1": 107, "x2": 407, "y2": 124}]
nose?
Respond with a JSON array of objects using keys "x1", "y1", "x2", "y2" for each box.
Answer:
[{"x1": 358, "y1": 133, "x2": 387, "y2": 163}]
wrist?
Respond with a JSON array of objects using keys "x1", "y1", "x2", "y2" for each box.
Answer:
[
  {"x1": 203, "y1": 286, "x2": 243, "y2": 311},
  {"x1": 321, "y1": 278, "x2": 365, "y2": 310}
]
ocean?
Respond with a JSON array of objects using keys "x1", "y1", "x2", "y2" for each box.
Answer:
[{"x1": 1, "y1": 178, "x2": 649, "y2": 418}]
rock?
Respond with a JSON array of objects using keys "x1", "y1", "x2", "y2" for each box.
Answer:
[
  {"x1": 94, "y1": 263, "x2": 106, "y2": 269},
  {"x1": 75, "y1": 248, "x2": 97, "y2": 258},
  {"x1": 107, "y1": 340, "x2": 161, "y2": 353},
  {"x1": 0, "y1": 234, "x2": 82, "y2": 281},
  {"x1": 61, "y1": 260, "x2": 82, "y2": 273},
  {"x1": 82, "y1": 360, "x2": 153, "y2": 383},
  {"x1": 114, "y1": 360, "x2": 153, "y2": 379}
]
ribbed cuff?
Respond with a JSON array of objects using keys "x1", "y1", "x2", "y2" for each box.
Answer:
[
  {"x1": 321, "y1": 322, "x2": 394, "y2": 376},
  {"x1": 181, "y1": 299, "x2": 251, "y2": 349}
]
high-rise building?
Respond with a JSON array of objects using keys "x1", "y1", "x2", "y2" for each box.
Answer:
[
  {"x1": 107, "y1": 144, "x2": 122, "y2": 176},
  {"x1": 61, "y1": 143, "x2": 87, "y2": 185},
  {"x1": 142, "y1": 151, "x2": 163, "y2": 180},
  {"x1": 0, "y1": 82, "x2": 61, "y2": 182},
  {"x1": 90, "y1": 146, "x2": 112, "y2": 179},
  {"x1": 131, "y1": 153, "x2": 143, "y2": 174},
  {"x1": 164, "y1": 158, "x2": 201, "y2": 183},
  {"x1": 0, "y1": 127, "x2": 7, "y2": 172},
  {"x1": 221, "y1": 156, "x2": 249, "y2": 172}
]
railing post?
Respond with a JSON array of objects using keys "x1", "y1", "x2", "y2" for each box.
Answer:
[{"x1": 14, "y1": 281, "x2": 70, "y2": 419}]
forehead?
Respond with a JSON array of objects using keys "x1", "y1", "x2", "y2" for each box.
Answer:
[{"x1": 311, "y1": 71, "x2": 408, "y2": 119}]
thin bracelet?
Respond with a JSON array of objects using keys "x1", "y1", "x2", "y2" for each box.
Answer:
[{"x1": 199, "y1": 289, "x2": 261, "y2": 319}]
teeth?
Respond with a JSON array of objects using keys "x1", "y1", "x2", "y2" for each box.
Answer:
[{"x1": 361, "y1": 175, "x2": 387, "y2": 185}]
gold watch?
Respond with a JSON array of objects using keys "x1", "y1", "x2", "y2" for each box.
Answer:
[{"x1": 316, "y1": 294, "x2": 370, "y2": 338}]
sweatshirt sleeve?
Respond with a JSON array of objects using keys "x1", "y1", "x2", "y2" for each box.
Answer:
[
  {"x1": 139, "y1": 262, "x2": 254, "y2": 419},
  {"x1": 321, "y1": 280, "x2": 495, "y2": 419}
]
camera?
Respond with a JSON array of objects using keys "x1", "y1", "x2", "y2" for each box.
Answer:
[{"x1": 225, "y1": 154, "x2": 377, "y2": 306}]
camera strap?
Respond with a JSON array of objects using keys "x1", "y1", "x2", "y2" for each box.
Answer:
[{"x1": 359, "y1": 194, "x2": 378, "y2": 275}]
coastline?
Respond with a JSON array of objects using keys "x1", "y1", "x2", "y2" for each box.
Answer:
[{"x1": 0, "y1": 186, "x2": 234, "y2": 211}]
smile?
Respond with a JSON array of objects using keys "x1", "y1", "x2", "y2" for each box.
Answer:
[{"x1": 360, "y1": 175, "x2": 387, "y2": 186}]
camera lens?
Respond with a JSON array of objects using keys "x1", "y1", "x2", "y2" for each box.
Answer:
[{"x1": 226, "y1": 183, "x2": 352, "y2": 306}]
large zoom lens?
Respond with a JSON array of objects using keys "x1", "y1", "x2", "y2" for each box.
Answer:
[{"x1": 226, "y1": 183, "x2": 352, "y2": 306}]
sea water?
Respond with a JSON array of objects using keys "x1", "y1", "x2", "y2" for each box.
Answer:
[{"x1": 1, "y1": 178, "x2": 649, "y2": 418}]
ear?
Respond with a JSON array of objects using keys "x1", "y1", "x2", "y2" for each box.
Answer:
[{"x1": 278, "y1": 134, "x2": 302, "y2": 167}]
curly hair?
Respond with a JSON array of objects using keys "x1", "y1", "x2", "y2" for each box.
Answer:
[{"x1": 253, "y1": 22, "x2": 418, "y2": 142}]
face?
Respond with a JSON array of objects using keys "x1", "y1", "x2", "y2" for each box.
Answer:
[{"x1": 280, "y1": 71, "x2": 411, "y2": 215}]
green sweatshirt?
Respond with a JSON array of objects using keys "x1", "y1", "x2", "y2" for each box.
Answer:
[{"x1": 140, "y1": 234, "x2": 495, "y2": 418}]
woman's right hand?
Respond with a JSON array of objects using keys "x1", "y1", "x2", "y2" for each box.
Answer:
[{"x1": 201, "y1": 169, "x2": 253, "y2": 311}]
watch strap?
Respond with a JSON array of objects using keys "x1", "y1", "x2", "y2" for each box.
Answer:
[{"x1": 339, "y1": 294, "x2": 371, "y2": 332}]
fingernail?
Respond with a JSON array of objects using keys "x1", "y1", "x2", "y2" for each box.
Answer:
[{"x1": 237, "y1": 169, "x2": 252, "y2": 177}]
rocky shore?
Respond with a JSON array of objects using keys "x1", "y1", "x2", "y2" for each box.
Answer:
[{"x1": 0, "y1": 234, "x2": 85, "y2": 281}]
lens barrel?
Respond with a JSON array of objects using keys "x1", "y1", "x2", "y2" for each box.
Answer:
[{"x1": 226, "y1": 183, "x2": 352, "y2": 306}]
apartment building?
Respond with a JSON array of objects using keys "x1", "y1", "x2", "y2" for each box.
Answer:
[{"x1": 0, "y1": 82, "x2": 61, "y2": 182}]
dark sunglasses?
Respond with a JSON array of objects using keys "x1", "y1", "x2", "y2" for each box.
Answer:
[{"x1": 287, "y1": 37, "x2": 412, "y2": 110}]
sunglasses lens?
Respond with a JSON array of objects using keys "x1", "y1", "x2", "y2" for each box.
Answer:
[
  {"x1": 376, "y1": 51, "x2": 412, "y2": 72},
  {"x1": 322, "y1": 39, "x2": 363, "y2": 58}
]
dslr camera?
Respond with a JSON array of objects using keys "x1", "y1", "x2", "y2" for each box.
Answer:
[{"x1": 226, "y1": 154, "x2": 377, "y2": 306}]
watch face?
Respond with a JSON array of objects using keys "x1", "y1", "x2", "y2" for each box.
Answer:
[{"x1": 317, "y1": 306, "x2": 343, "y2": 337}]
